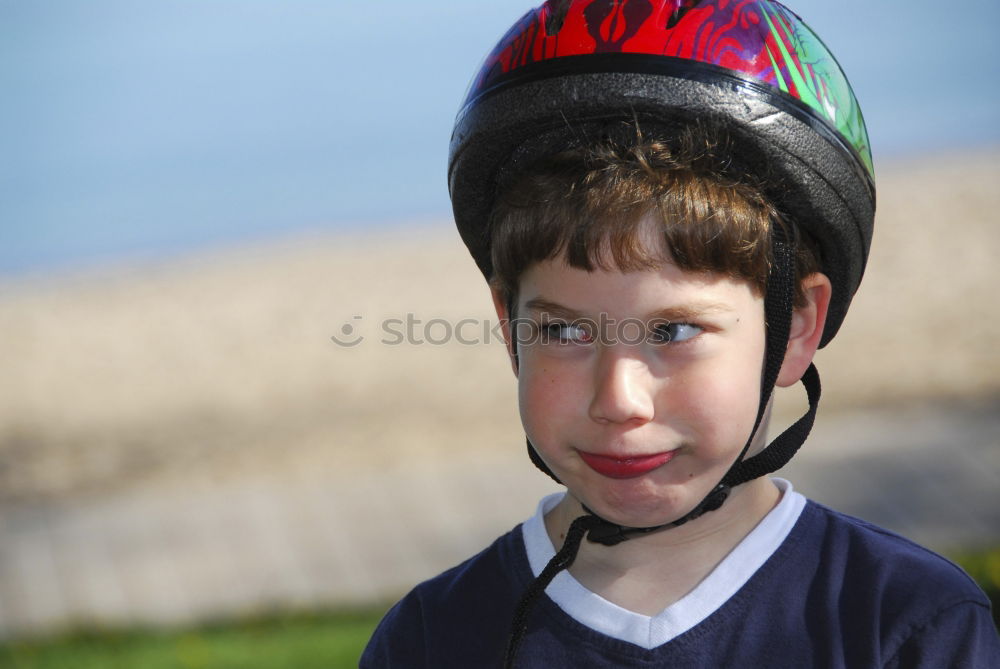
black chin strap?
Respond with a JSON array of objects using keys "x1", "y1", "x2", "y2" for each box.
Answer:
[
  {"x1": 504, "y1": 229, "x2": 823, "y2": 668},
  {"x1": 503, "y1": 514, "x2": 603, "y2": 668}
]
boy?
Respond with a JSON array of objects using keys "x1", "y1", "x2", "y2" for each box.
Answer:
[{"x1": 362, "y1": 1, "x2": 999, "y2": 666}]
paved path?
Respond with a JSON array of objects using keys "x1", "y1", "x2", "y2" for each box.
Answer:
[{"x1": 0, "y1": 402, "x2": 997, "y2": 639}]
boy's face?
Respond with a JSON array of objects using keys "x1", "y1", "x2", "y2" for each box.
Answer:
[{"x1": 506, "y1": 243, "x2": 768, "y2": 529}]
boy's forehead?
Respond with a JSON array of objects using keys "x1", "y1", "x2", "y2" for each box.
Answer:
[
  {"x1": 521, "y1": 213, "x2": 680, "y2": 288},
  {"x1": 518, "y1": 254, "x2": 756, "y2": 317}
]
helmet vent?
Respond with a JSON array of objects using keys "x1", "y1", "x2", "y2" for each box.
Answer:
[
  {"x1": 664, "y1": 0, "x2": 696, "y2": 29},
  {"x1": 544, "y1": 0, "x2": 572, "y2": 36}
]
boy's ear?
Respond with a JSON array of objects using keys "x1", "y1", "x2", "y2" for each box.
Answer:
[
  {"x1": 490, "y1": 285, "x2": 519, "y2": 377},
  {"x1": 776, "y1": 273, "x2": 832, "y2": 388}
]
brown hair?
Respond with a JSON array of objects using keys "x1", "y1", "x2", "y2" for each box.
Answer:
[{"x1": 489, "y1": 129, "x2": 820, "y2": 310}]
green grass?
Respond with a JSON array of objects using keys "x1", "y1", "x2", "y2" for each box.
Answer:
[
  {"x1": 2, "y1": 546, "x2": 998, "y2": 668},
  {"x1": 951, "y1": 546, "x2": 1000, "y2": 629},
  {"x1": 0, "y1": 607, "x2": 389, "y2": 669}
]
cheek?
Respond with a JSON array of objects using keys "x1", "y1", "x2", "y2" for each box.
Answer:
[
  {"x1": 662, "y1": 355, "x2": 762, "y2": 447},
  {"x1": 517, "y1": 361, "x2": 586, "y2": 443}
]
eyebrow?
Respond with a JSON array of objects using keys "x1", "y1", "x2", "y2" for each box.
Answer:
[
  {"x1": 522, "y1": 298, "x2": 582, "y2": 320},
  {"x1": 522, "y1": 297, "x2": 734, "y2": 322}
]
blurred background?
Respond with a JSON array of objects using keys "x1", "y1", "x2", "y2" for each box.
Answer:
[{"x1": 2, "y1": 0, "x2": 999, "y2": 665}]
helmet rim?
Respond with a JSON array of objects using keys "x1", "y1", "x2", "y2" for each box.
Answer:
[{"x1": 449, "y1": 65, "x2": 874, "y2": 345}]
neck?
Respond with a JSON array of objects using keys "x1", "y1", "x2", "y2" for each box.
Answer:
[{"x1": 543, "y1": 477, "x2": 781, "y2": 615}]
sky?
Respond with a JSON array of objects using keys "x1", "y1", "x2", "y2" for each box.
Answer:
[{"x1": 2, "y1": 0, "x2": 998, "y2": 275}]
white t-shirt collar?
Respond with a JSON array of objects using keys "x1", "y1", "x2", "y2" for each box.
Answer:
[{"x1": 521, "y1": 478, "x2": 807, "y2": 649}]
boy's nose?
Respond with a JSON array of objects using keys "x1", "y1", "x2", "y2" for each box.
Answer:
[{"x1": 588, "y1": 350, "x2": 655, "y2": 426}]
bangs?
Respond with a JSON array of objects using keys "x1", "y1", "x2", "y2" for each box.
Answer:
[{"x1": 489, "y1": 134, "x2": 795, "y2": 306}]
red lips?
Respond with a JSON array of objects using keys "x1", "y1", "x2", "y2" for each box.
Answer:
[{"x1": 577, "y1": 450, "x2": 677, "y2": 479}]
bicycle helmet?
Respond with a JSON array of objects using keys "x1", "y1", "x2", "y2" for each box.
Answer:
[
  {"x1": 446, "y1": 3, "x2": 875, "y2": 664},
  {"x1": 450, "y1": 0, "x2": 874, "y2": 346}
]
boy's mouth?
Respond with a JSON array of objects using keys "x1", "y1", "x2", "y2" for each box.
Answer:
[{"x1": 577, "y1": 450, "x2": 677, "y2": 479}]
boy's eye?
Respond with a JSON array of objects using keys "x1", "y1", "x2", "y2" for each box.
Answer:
[
  {"x1": 649, "y1": 322, "x2": 702, "y2": 344},
  {"x1": 542, "y1": 322, "x2": 593, "y2": 344}
]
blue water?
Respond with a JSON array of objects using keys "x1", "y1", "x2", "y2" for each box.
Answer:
[{"x1": 2, "y1": 0, "x2": 998, "y2": 276}]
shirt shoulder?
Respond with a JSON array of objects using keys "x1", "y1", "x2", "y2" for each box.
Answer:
[
  {"x1": 806, "y1": 500, "x2": 987, "y2": 602},
  {"x1": 795, "y1": 500, "x2": 999, "y2": 666},
  {"x1": 360, "y1": 526, "x2": 528, "y2": 669}
]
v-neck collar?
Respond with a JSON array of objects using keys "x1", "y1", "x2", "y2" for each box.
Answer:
[{"x1": 521, "y1": 478, "x2": 807, "y2": 649}]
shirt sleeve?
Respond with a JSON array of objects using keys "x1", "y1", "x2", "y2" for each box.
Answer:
[
  {"x1": 885, "y1": 598, "x2": 1000, "y2": 669},
  {"x1": 360, "y1": 593, "x2": 428, "y2": 669}
]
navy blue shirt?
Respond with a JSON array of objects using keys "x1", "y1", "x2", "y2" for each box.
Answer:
[{"x1": 362, "y1": 501, "x2": 999, "y2": 668}]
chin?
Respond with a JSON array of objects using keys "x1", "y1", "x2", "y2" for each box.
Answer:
[{"x1": 577, "y1": 481, "x2": 693, "y2": 528}]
